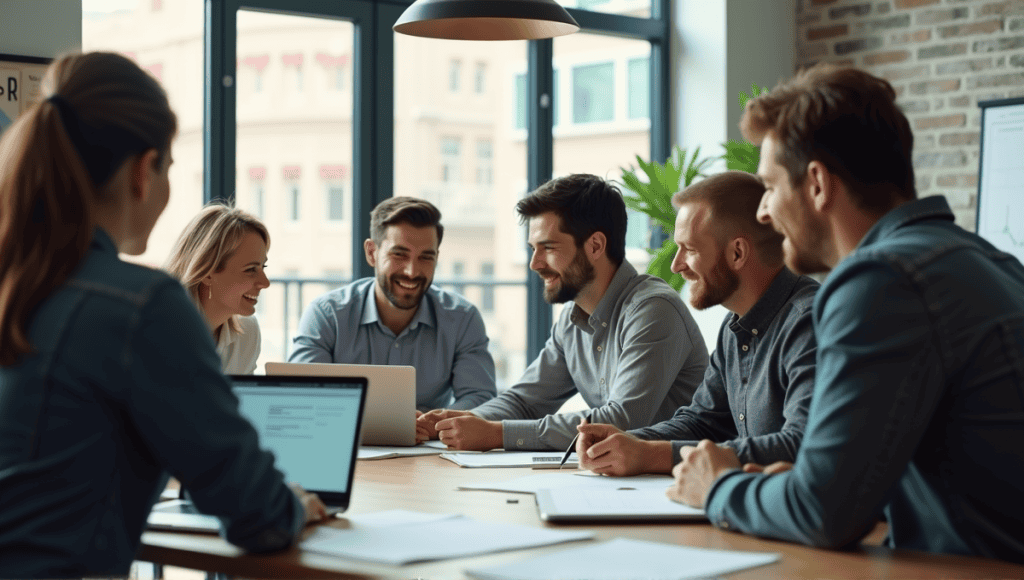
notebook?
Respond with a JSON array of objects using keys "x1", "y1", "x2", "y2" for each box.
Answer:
[
  {"x1": 535, "y1": 487, "x2": 707, "y2": 523},
  {"x1": 147, "y1": 374, "x2": 368, "y2": 533},
  {"x1": 265, "y1": 361, "x2": 416, "y2": 446}
]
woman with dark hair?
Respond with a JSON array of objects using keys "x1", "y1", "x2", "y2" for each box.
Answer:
[{"x1": 0, "y1": 52, "x2": 325, "y2": 578}]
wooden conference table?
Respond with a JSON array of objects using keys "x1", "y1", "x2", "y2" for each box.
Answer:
[{"x1": 139, "y1": 455, "x2": 1024, "y2": 579}]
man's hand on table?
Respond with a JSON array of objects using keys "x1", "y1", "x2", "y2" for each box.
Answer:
[
  {"x1": 665, "y1": 440, "x2": 741, "y2": 508},
  {"x1": 289, "y1": 483, "x2": 328, "y2": 525},
  {"x1": 577, "y1": 423, "x2": 673, "y2": 476},
  {"x1": 415, "y1": 408, "x2": 473, "y2": 442},
  {"x1": 433, "y1": 413, "x2": 503, "y2": 451}
]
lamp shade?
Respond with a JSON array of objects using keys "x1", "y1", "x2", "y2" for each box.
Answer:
[{"x1": 394, "y1": 0, "x2": 580, "y2": 41}]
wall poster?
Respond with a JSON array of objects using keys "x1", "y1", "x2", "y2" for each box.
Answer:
[{"x1": 0, "y1": 54, "x2": 51, "y2": 138}]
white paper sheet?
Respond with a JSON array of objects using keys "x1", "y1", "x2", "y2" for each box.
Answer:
[
  {"x1": 459, "y1": 473, "x2": 673, "y2": 494},
  {"x1": 357, "y1": 444, "x2": 446, "y2": 460},
  {"x1": 343, "y1": 509, "x2": 459, "y2": 527},
  {"x1": 300, "y1": 515, "x2": 593, "y2": 565},
  {"x1": 441, "y1": 451, "x2": 577, "y2": 468},
  {"x1": 540, "y1": 488, "x2": 705, "y2": 518},
  {"x1": 465, "y1": 537, "x2": 780, "y2": 580}
]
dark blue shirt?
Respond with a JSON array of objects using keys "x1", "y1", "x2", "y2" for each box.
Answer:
[
  {"x1": 706, "y1": 196, "x2": 1024, "y2": 564},
  {"x1": 0, "y1": 229, "x2": 303, "y2": 578},
  {"x1": 631, "y1": 269, "x2": 818, "y2": 466}
]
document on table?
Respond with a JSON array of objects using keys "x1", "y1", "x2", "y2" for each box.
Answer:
[
  {"x1": 301, "y1": 514, "x2": 593, "y2": 565},
  {"x1": 459, "y1": 472, "x2": 673, "y2": 494},
  {"x1": 465, "y1": 537, "x2": 780, "y2": 580},
  {"x1": 535, "y1": 487, "x2": 706, "y2": 522},
  {"x1": 357, "y1": 440, "x2": 447, "y2": 460},
  {"x1": 441, "y1": 451, "x2": 577, "y2": 468}
]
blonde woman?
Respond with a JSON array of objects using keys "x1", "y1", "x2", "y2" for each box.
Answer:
[
  {"x1": 165, "y1": 204, "x2": 271, "y2": 374},
  {"x1": 0, "y1": 52, "x2": 324, "y2": 578}
]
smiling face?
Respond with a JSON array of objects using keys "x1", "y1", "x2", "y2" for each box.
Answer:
[
  {"x1": 671, "y1": 203, "x2": 739, "y2": 311},
  {"x1": 756, "y1": 133, "x2": 830, "y2": 275},
  {"x1": 204, "y1": 230, "x2": 270, "y2": 319},
  {"x1": 367, "y1": 223, "x2": 439, "y2": 311},
  {"x1": 528, "y1": 212, "x2": 596, "y2": 304}
]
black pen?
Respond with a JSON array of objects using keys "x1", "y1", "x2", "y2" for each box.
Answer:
[{"x1": 559, "y1": 410, "x2": 594, "y2": 469}]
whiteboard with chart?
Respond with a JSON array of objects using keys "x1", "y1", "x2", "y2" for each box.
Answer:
[{"x1": 976, "y1": 97, "x2": 1024, "y2": 263}]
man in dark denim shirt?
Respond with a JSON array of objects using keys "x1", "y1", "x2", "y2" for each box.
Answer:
[
  {"x1": 578, "y1": 171, "x2": 817, "y2": 476},
  {"x1": 669, "y1": 65, "x2": 1024, "y2": 564}
]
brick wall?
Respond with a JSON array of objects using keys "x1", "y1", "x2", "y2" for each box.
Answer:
[{"x1": 796, "y1": 0, "x2": 1024, "y2": 230}]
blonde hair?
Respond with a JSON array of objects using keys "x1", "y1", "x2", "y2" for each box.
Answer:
[
  {"x1": 164, "y1": 203, "x2": 270, "y2": 333},
  {"x1": 0, "y1": 52, "x2": 176, "y2": 366}
]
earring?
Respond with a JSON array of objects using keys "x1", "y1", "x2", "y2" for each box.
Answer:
[{"x1": 208, "y1": 285, "x2": 212, "y2": 300}]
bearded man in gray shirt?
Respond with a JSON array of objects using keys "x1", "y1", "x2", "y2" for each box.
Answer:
[
  {"x1": 577, "y1": 171, "x2": 818, "y2": 476},
  {"x1": 417, "y1": 173, "x2": 709, "y2": 451}
]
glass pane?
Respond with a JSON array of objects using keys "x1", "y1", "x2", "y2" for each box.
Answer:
[
  {"x1": 554, "y1": 33, "x2": 652, "y2": 269},
  {"x1": 572, "y1": 63, "x2": 614, "y2": 124},
  {"x1": 234, "y1": 10, "x2": 355, "y2": 369},
  {"x1": 395, "y1": 36, "x2": 528, "y2": 390},
  {"x1": 628, "y1": 56, "x2": 649, "y2": 119},
  {"x1": 556, "y1": 0, "x2": 652, "y2": 19},
  {"x1": 82, "y1": 0, "x2": 204, "y2": 269}
]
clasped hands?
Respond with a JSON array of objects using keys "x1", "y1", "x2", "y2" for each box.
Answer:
[
  {"x1": 575, "y1": 420, "x2": 793, "y2": 508},
  {"x1": 415, "y1": 409, "x2": 503, "y2": 451}
]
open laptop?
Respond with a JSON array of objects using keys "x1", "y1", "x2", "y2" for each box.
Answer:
[
  {"x1": 265, "y1": 362, "x2": 416, "y2": 447},
  {"x1": 147, "y1": 374, "x2": 367, "y2": 533}
]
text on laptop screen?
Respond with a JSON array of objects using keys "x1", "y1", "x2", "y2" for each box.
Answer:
[{"x1": 232, "y1": 381, "x2": 362, "y2": 493}]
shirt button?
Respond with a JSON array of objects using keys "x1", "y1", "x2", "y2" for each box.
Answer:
[
  {"x1": 517, "y1": 438, "x2": 524, "y2": 446},
  {"x1": 393, "y1": 344, "x2": 399, "y2": 349},
  {"x1": 741, "y1": 345, "x2": 749, "y2": 352},
  {"x1": 738, "y1": 413, "x2": 745, "y2": 421},
  {"x1": 600, "y1": 378, "x2": 605, "y2": 384},
  {"x1": 720, "y1": 520, "x2": 731, "y2": 529},
  {"x1": 596, "y1": 345, "x2": 602, "y2": 352},
  {"x1": 752, "y1": 328, "x2": 758, "y2": 335},
  {"x1": 602, "y1": 322, "x2": 607, "y2": 327}
]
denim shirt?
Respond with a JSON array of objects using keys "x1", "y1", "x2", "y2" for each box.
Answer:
[
  {"x1": 630, "y1": 269, "x2": 818, "y2": 466},
  {"x1": 705, "y1": 196, "x2": 1024, "y2": 564},
  {"x1": 289, "y1": 277, "x2": 496, "y2": 411},
  {"x1": 0, "y1": 229, "x2": 303, "y2": 578},
  {"x1": 473, "y1": 261, "x2": 709, "y2": 450}
]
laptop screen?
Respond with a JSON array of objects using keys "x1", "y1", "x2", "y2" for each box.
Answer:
[{"x1": 230, "y1": 375, "x2": 366, "y2": 502}]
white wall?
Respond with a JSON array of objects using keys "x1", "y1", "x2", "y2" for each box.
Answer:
[
  {"x1": 670, "y1": 0, "x2": 796, "y2": 350},
  {"x1": 0, "y1": 0, "x2": 82, "y2": 57}
]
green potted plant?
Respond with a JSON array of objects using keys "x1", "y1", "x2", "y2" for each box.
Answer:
[
  {"x1": 620, "y1": 145, "x2": 713, "y2": 292},
  {"x1": 720, "y1": 83, "x2": 768, "y2": 174}
]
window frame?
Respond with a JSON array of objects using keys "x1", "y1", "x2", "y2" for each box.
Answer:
[{"x1": 205, "y1": 0, "x2": 670, "y2": 361}]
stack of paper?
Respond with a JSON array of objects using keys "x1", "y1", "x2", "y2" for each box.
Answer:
[
  {"x1": 357, "y1": 440, "x2": 446, "y2": 460},
  {"x1": 459, "y1": 472, "x2": 673, "y2": 494},
  {"x1": 465, "y1": 537, "x2": 780, "y2": 580},
  {"x1": 441, "y1": 451, "x2": 578, "y2": 468},
  {"x1": 301, "y1": 511, "x2": 594, "y2": 565}
]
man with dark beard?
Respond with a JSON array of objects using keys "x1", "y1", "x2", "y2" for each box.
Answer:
[
  {"x1": 289, "y1": 197, "x2": 496, "y2": 411},
  {"x1": 417, "y1": 174, "x2": 708, "y2": 451},
  {"x1": 575, "y1": 171, "x2": 818, "y2": 476}
]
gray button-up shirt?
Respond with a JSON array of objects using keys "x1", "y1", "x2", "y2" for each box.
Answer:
[
  {"x1": 289, "y1": 278, "x2": 496, "y2": 411},
  {"x1": 473, "y1": 261, "x2": 709, "y2": 450},
  {"x1": 630, "y1": 268, "x2": 818, "y2": 465}
]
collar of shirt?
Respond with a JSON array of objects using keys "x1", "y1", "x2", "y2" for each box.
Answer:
[
  {"x1": 569, "y1": 260, "x2": 639, "y2": 334},
  {"x1": 729, "y1": 268, "x2": 800, "y2": 339},
  {"x1": 218, "y1": 317, "x2": 241, "y2": 351},
  {"x1": 92, "y1": 227, "x2": 118, "y2": 254},
  {"x1": 358, "y1": 280, "x2": 437, "y2": 336},
  {"x1": 857, "y1": 195, "x2": 954, "y2": 249}
]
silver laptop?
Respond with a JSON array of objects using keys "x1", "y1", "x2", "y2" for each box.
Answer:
[
  {"x1": 147, "y1": 374, "x2": 367, "y2": 533},
  {"x1": 265, "y1": 362, "x2": 417, "y2": 446}
]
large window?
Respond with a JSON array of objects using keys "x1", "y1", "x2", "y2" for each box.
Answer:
[{"x1": 101, "y1": 0, "x2": 669, "y2": 380}]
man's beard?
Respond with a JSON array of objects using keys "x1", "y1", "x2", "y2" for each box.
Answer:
[
  {"x1": 540, "y1": 247, "x2": 596, "y2": 304},
  {"x1": 688, "y1": 256, "x2": 739, "y2": 310},
  {"x1": 378, "y1": 271, "x2": 429, "y2": 310}
]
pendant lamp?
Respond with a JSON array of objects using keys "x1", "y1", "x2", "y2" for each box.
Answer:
[{"x1": 394, "y1": 0, "x2": 580, "y2": 41}]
